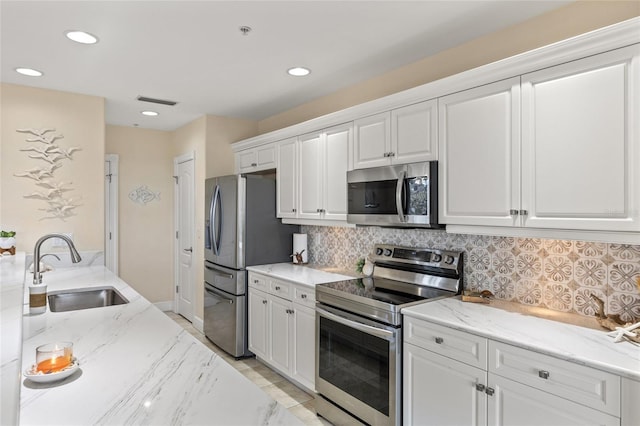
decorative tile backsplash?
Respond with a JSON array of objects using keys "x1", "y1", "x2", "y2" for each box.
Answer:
[{"x1": 302, "y1": 226, "x2": 640, "y2": 322}]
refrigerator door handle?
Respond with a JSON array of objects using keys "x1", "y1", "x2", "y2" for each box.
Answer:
[
  {"x1": 204, "y1": 285, "x2": 235, "y2": 304},
  {"x1": 204, "y1": 264, "x2": 234, "y2": 280},
  {"x1": 209, "y1": 185, "x2": 218, "y2": 256},
  {"x1": 211, "y1": 185, "x2": 222, "y2": 255},
  {"x1": 215, "y1": 185, "x2": 222, "y2": 255}
]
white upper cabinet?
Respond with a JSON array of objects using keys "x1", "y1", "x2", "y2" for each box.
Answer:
[
  {"x1": 298, "y1": 132, "x2": 323, "y2": 219},
  {"x1": 276, "y1": 138, "x2": 297, "y2": 218},
  {"x1": 353, "y1": 112, "x2": 390, "y2": 169},
  {"x1": 322, "y1": 124, "x2": 350, "y2": 220},
  {"x1": 439, "y1": 43, "x2": 640, "y2": 233},
  {"x1": 298, "y1": 123, "x2": 351, "y2": 220},
  {"x1": 392, "y1": 100, "x2": 438, "y2": 164},
  {"x1": 353, "y1": 100, "x2": 437, "y2": 169},
  {"x1": 521, "y1": 45, "x2": 640, "y2": 231},
  {"x1": 236, "y1": 144, "x2": 276, "y2": 173},
  {"x1": 277, "y1": 123, "x2": 351, "y2": 222},
  {"x1": 438, "y1": 77, "x2": 521, "y2": 226}
]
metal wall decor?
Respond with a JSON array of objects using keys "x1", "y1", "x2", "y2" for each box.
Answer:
[
  {"x1": 13, "y1": 128, "x2": 82, "y2": 221},
  {"x1": 128, "y1": 185, "x2": 160, "y2": 205}
]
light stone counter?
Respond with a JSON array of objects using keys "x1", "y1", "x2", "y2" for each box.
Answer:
[
  {"x1": 402, "y1": 297, "x2": 640, "y2": 381},
  {"x1": 247, "y1": 263, "x2": 355, "y2": 286},
  {"x1": 17, "y1": 264, "x2": 303, "y2": 425},
  {"x1": 1, "y1": 253, "x2": 26, "y2": 426}
]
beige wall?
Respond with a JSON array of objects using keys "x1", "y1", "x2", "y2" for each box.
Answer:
[
  {"x1": 105, "y1": 125, "x2": 174, "y2": 303},
  {"x1": 206, "y1": 115, "x2": 258, "y2": 178},
  {"x1": 258, "y1": 0, "x2": 640, "y2": 133},
  {"x1": 0, "y1": 83, "x2": 105, "y2": 252}
]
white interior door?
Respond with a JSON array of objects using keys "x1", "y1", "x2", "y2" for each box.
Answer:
[
  {"x1": 104, "y1": 154, "x2": 119, "y2": 275},
  {"x1": 174, "y1": 153, "x2": 195, "y2": 322}
]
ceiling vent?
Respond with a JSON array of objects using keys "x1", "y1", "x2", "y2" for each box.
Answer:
[{"x1": 136, "y1": 96, "x2": 177, "y2": 106}]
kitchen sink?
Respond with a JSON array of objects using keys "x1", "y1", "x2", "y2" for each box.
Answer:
[{"x1": 48, "y1": 286, "x2": 129, "y2": 312}]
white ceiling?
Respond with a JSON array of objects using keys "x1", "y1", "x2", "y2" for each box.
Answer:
[{"x1": 1, "y1": 1, "x2": 571, "y2": 131}]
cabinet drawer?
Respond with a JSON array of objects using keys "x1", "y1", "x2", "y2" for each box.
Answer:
[
  {"x1": 294, "y1": 286, "x2": 316, "y2": 308},
  {"x1": 489, "y1": 341, "x2": 620, "y2": 416},
  {"x1": 404, "y1": 317, "x2": 488, "y2": 370},
  {"x1": 249, "y1": 273, "x2": 269, "y2": 292},
  {"x1": 270, "y1": 279, "x2": 292, "y2": 299}
]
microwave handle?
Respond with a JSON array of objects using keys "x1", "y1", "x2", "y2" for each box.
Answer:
[{"x1": 396, "y1": 170, "x2": 406, "y2": 222}]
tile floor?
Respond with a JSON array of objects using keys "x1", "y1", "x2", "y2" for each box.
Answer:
[{"x1": 165, "y1": 311, "x2": 331, "y2": 425}]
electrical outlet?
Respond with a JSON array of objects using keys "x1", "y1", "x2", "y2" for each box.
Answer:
[{"x1": 51, "y1": 233, "x2": 73, "y2": 247}]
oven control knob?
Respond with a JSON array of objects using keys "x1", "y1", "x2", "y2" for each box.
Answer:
[
  {"x1": 431, "y1": 253, "x2": 442, "y2": 262},
  {"x1": 376, "y1": 247, "x2": 384, "y2": 256},
  {"x1": 384, "y1": 249, "x2": 392, "y2": 256},
  {"x1": 444, "y1": 255, "x2": 455, "y2": 265}
]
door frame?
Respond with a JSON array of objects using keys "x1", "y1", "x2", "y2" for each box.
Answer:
[
  {"x1": 173, "y1": 151, "x2": 196, "y2": 319},
  {"x1": 105, "y1": 154, "x2": 119, "y2": 275}
]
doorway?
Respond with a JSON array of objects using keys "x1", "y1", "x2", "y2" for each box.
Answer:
[
  {"x1": 174, "y1": 152, "x2": 195, "y2": 322},
  {"x1": 105, "y1": 154, "x2": 119, "y2": 275}
]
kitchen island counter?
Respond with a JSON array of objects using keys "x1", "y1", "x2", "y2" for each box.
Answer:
[
  {"x1": 402, "y1": 296, "x2": 640, "y2": 381},
  {"x1": 18, "y1": 264, "x2": 302, "y2": 425}
]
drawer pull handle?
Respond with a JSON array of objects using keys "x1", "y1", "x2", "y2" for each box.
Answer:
[
  {"x1": 485, "y1": 387, "x2": 495, "y2": 396},
  {"x1": 538, "y1": 370, "x2": 550, "y2": 379},
  {"x1": 275, "y1": 286, "x2": 281, "y2": 290},
  {"x1": 435, "y1": 337, "x2": 444, "y2": 344},
  {"x1": 254, "y1": 279, "x2": 259, "y2": 283},
  {"x1": 251, "y1": 162, "x2": 257, "y2": 167},
  {"x1": 475, "y1": 383, "x2": 485, "y2": 392},
  {"x1": 301, "y1": 294, "x2": 307, "y2": 299},
  {"x1": 262, "y1": 300, "x2": 267, "y2": 304}
]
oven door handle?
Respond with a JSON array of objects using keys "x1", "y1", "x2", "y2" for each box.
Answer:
[
  {"x1": 395, "y1": 170, "x2": 406, "y2": 223},
  {"x1": 316, "y1": 306, "x2": 395, "y2": 341}
]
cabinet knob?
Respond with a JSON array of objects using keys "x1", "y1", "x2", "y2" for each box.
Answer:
[
  {"x1": 435, "y1": 337, "x2": 444, "y2": 344},
  {"x1": 301, "y1": 294, "x2": 307, "y2": 299},
  {"x1": 475, "y1": 383, "x2": 486, "y2": 392},
  {"x1": 251, "y1": 162, "x2": 257, "y2": 167},
  {"x1": 388, "y1": 152, "x2": 395, "y2": 157},
  {"x1": 538, "y1": 370, "x2": 550, "y2": 379},
  {"x1": 292, "y1": 208, "x2": 296, "y2": 212},
  {"x1": 253, "y1": 279, "x2": 259, "y2": 283},
  {"x1": 509, "y1": 209, "x2": 519, "y2": 216},
  {"x1": 485, "y1": 387, "x2": 495, "y2": 396},
  {"x1": 519, "y1": 209, "x2": 528, "y2": 216},
  {"x1": 262, "y1": 300, "x2": 267, "y2": 304},
  {"x1": 275, "y1": 286, "x2": 281, "y2": 290}
]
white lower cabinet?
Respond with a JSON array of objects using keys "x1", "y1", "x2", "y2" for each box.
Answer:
[
  {"x1": 248, "y1": 272, "x2": 316, "y2": 391},
  {"x1": 403, "y1": 316, "x2": 623, "y2": 426}
]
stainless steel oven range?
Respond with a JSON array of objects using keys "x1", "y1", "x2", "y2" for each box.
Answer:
[{"x1": 315, "y1": 244, "x2": 463, "y2": 425}]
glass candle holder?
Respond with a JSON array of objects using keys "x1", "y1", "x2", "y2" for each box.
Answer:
[{"x1": 36, "y1": 342, "x2": 73, "y2": 373}]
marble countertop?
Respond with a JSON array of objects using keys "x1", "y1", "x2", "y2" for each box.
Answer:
[
  {"x1": 16, "y1": 264, "x2": 303, "y2": 425},
  {"x1": 1, "y1": 253, "x2": 26, "y2": 426},
  {"x1": 247, "y1": 263, "x2": 356, "y2": 286},
  {"x1": 402, "y1": 297, "x2": 640, "y2": 381}
]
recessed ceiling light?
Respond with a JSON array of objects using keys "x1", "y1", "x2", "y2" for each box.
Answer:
[
  {"x1": 65, "y1": 30, "x2": 99, "y2": 44},
  {"x1": 15, "y1": 67, "x2": 43, "y2": 77},
  {"x1": 141, "y1": 111, "x2": 159, "y2": 117},
  {"x1": 287, "y1": 67, "x2": 311, "y2": 77}
]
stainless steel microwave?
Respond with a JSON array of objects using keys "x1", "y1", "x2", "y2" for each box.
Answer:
[{"x1": 347, "y1": 161, "x2": 441, "y2": 228}]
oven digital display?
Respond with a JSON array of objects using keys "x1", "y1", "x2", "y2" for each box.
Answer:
[{"x1": 393, "y1": 248, "x2": 431, "y2": 262}]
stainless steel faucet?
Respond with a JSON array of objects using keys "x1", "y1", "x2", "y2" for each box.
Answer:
[{"x1": 32, "y1": 234, "x2": 82, "y2": 284}]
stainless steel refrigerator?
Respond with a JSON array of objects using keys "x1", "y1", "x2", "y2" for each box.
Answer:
[{"x1": 204, "y1": 173, "x2": 299, "y2": 357}]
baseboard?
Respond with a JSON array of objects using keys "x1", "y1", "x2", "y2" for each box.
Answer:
[
  {"x1": 154, "y1": 301, "x2": 174, "y2": 312},
  {"x1": 193, "y1": 316, "x2": 204, "y2": 333}
]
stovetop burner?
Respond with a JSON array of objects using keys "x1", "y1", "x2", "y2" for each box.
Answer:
[{"x1": 316, "y1": 244, "x2": 463, "y2": 326}]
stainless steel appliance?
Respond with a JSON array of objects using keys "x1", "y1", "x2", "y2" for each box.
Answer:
[
  {"x1": 315, "y1": 244, "x2": 463, "y2": 425},
  {"x1": 347, "y1": 161, "x2": 440, "y2": 228},
  {"x1": 204, "y1": 173, "x2": 298, "y2": 357}
]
